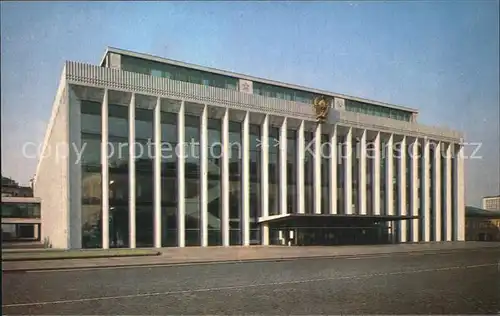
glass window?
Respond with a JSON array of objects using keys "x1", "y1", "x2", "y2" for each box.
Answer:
[
  {"x1": 249, "y1": 123, "x2": 261, "y2": 243},
  {"x1": 135, "y1": 108, "x2": 154, "y2": 248},
  {"x1": 81, "y1": 101, "x2": 102, "y2": 134},
  {"x1": 262, "y1": 88, "x2": 273, "y2": 98},
  {"x1": 135, "y1": 108, "x2": 153, "y2": 140},
  {"x1": 108, "y1": 104, "x2": 129, "y2": 248},
  {"x1": 0, "y1": 203, "x2": 41, "y2": 218},
  {"x1": 163, "y1": 71, "x2": 172, "y2": 79},
  {"x1": 81, "y1": 134, "x2": 101, "y2": 166},
  {"x1": 304, "y1": 131, "x2": 314, "y2": 213},
  {"x1": 80, "y1": 99, "x2": 103, "y2": 248},
  {"x1": 82, "y1": 204, "x2": 102, "y2": 248},
  {"x1": 337, "y1": 135, "x2": 345, "y2": 214},
  {"x1": 185, "y1": 114, "x2": 200, "y2": 246},
  {"x1": 268, "y1": 127, "x2": 279, "y2": 216},
  {"x1": 321, "y1": 134, "x2": 330, "y2": 214},
  {"x1": 351, "y1": 138, "x2": 358, "y2": 213},
  {"x1": 108, "y1": 136, "x2": 129, "y2": 168},
  {"x1": 225, "y1": 83, "x2": 237, "y2": 90},
  {"x1": 275, "y1": 89, "x2": 284, "y2": 100},
  {"x1": 160, "y1": 110, "x2": 178, "y2": 247},
  {"x1": 188, "y1": 73, "x2": 202, "y2": 85},
  {"x1": 229, "y1": 120, "x2": 242, "y2": 245},
  {"x1": 176, "y1": 69, "x2": 188, "y2": 82},
  {"x1": 287, "y1": 130, "x2": 297, "y2": 214},
  {"x1": 108, "y1": 104, "x2": 129, "y2": 138},
  {"x1": 344, "y1": 99, "x2": 412, "y2": 122},
  {"x1": 151, "y1": 69, "x2": 162, "y2": 77},
  {"x1": 207, "y1": 118, "x2": 222, "y2": 246}
]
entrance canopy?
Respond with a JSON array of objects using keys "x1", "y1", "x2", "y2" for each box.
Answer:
[{"x1": 258, "y1": 213, "x2": 419, "y2": 226}]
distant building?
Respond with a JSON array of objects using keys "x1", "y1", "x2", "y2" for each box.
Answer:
[
  {"x1": 1, "y1": 176, "x2": 33, "y2": 197},
  {"x1": 1, "y1": 177, "x2": 40, "y2": 243},
  {"x1": 1, "y1": 197, "x2": 41, "y2": 242},
  {"x1": 482, "y1": 195, "x2": 500, "y2": 211},
  {"x1": 465, "y1": 206, "x2": 500, "y2": 241}
]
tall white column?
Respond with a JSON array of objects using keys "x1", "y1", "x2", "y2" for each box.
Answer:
[
  {"x1": 385, "y1": 134, "x2": 394, "y2": 216},
  {"x1": 358, "y1": 130, "x2": 367, "y2": 215},
  {"x1": 314, "y1": 123, "x2": 322, "y2": 214},
  {"x1": 456, "y1": 143, "x2": 465, "y2": 241},
  {"x1": 279, "y1": 118, "x2": 288, "y2": 215},
  {"x1": 68, "y1": 89, "x2": 82, "y2": 249},
  {"x1": 260, "y1": 115, "x2": 269, "y2": 245},
  {"x1": 128, "y1": 94, "x2": 136, "y2": 249},
  {"x1": 410, "y1": 139, "x2": 419, "y2": 242},
  {"x1": 372, "y1": 132, "x2": 381, "y2": 216},
  {"x1": 242, "y1": 112, "x2": 250, "y2": 246},
  {"x1": 297, "y1": 121, "x2": 305, "y2": 214},
  {"x1": 422, "y1": 138, "x2": 431, "y2": 242},
  {"x1": 177, "y1": 101, "x2": 186, "y2": 247},
  {"x1": 433, "y1": 142, "x2": 442, "y2": 241},
  {"x1": 329, "y1": 125, "x2": 337, "y2": 214},
  {"x1": 399, "y1": 136, "x2": 407, "y2": 242},
  {"x1": 452, "y1": 144, "x2": 458, "y2": 241},
  {"x1": 200, "y1": 105, "x2": 208, "y2": 247},
  {"x1": 445, "y1": 144, "x2": 452, "y2": 241},
  {"x1": 153, "y1": 97, "x2": 162, "y2": 248},
  {"x1": 344, "y1": 128, "x2": 353, "y2": 215},
  {"x1": 221, "y1": 109, "x2": 230, "y2": 246},
  {"x1": 101, "y1": 89, "x2": 109, "y2": 249}
]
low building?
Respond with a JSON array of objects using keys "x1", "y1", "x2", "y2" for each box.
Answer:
[
  {"x1": 465, "y1": 206, "x2": 500, "y2": 241},
  {"x1": 1, "y1": 197, "x2": 41, "y2": 242},
  {"x1": 482, "y1": 195, "x2": 500, "y2": 211},
  {"x1": 1, "y1": 176, "x2": 33, "y2": 197}
]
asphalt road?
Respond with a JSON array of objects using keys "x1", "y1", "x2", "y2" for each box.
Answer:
[{"x1": 3, "y1": 247, "x2": 500, "y2": 314}]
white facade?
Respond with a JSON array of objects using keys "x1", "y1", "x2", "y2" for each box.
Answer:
[
  {"x1": 34, "y1": 49, "x2": 465, "y2": 249},
  {"x1": 482, "y1": 196, "x2": 500, "y2": 211}
]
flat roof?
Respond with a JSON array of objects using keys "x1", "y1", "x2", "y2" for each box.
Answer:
[
  {"x1": 482, "y1": 195, "x2": 500, "y2": 199},
  {"x1": 101, "y1": 47, "x2": 419, "y2": 114},
  {"x1": 1, "y1": 197, "x2": 41, "y2": 204},
  {"x1": 2, "y1": 218, "x2": 41, "y2": 224},
  {"x1": 258, "y1": 213, "x2": 419, "y2": 224},
  {"x1": 466, "y1": 206, "x2": 500, "y2": 218}
]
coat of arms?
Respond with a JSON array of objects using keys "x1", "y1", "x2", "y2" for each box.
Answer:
[{"x1": 313, "y1": 95, "x2": 331, "y2": 123}]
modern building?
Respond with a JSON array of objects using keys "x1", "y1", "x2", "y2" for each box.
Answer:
[
  {"x1": 465, "y1": 206, "x2": 500, "y2": 241},
  {"x1": 34, "y1": 47, "x2": 465, "y2": 249},
  {"x1": 482, "y1": 195, "x2": 500, "y2": 211}
]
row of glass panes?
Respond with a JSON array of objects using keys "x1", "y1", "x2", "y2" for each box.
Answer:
[
  {"x1": 345, "y1": 99, "x2": 412, "y2": 122},
  {"x1": 1, "y1": 203, "x2": 41, "y2": 218},
  {"x1": 120, "y1": 55, "x2": 317, "y2": 103},
  {"x1": 119, "y1": 55, "x2": 412, "y2": 122},
  {"x1": 121, "y1": 56, "x2": 239, "y2": 91},
  {"x1": 252, "y1": 82, "x2": 315, "y2": 104}
]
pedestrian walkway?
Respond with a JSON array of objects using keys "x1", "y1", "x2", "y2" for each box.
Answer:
[{"x1": 3, "y1": 242, "x2": 499, "y2": 272}]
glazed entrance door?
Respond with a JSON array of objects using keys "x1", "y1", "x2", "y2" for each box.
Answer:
[{"x1": 295, "y1": 226, "x2": 389, "y2": 245}]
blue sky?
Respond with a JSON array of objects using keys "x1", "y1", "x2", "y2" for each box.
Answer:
[{"x1": 1, "y1": 1, "x2": 498, "y2": 206}]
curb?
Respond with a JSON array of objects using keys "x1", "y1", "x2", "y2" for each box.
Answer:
[
  {"x1": 3, "y1": 246, "x2": 498, "y2": 273},
  {"x1": 2, "y1": 252, "x2": 161, "y2": 262}
]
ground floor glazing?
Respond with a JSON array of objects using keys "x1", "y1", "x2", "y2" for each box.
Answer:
[{"x1": 75, "y1": 91, "x2": 465, "y2": 249}]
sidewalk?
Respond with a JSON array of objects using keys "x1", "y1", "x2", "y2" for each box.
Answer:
[
  {"x1": 3, "y1": 242, "x2": 499, "y2": 272},
  {"x1": 2, "y1": 248, "x2": 160, "y2": 261}
]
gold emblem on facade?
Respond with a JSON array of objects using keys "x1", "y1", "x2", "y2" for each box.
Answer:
[{"x1": 313, "y1": 95, "x2": 331, "y2": 123}]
